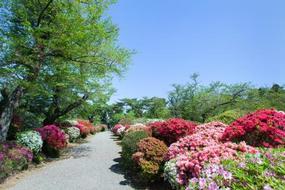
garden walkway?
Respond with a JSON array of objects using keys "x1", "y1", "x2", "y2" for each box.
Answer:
[{"x1": 9, "y1": 131, "x2": 134, "y2": 190}]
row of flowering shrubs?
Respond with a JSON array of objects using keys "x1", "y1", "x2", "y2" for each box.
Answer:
[
  {"x1": 111, "y1": 109, "x2": 285, "y2": 189},
  {"x1": 1, "y1": 120, "x2": 106, "y2": 182}
]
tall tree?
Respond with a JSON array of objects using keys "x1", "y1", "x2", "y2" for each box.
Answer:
[{"x1": 0, "y1": 0, "x2": 130, "y2": 141}]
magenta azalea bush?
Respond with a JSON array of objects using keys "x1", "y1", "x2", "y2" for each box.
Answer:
[
  {"x1": 0, "y1": 142, "x2": 33, "y2": 180},
  {"x1": 37, "y1": 125, "x2": 67, "y2": 150}
]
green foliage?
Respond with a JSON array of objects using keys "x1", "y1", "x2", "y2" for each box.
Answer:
[
  {"x1": 0, "y1": 0, "x2": 131, "y2": 130},
  {"x1": 222, "y1": 149, "x2": 285, "y2": 190},
  {"x1": 206, "y1": 109, "x2": 246, "y2": 124},
  {"x1": 121, "y1": 131, "x2": 149, "y2": 169}
]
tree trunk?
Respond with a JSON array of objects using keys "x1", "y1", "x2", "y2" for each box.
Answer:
[
  {"x1": 43, "y1": 94, "x2": 88, "y2": 125},
  {"x1": 0, "y1": 86, "x2": 24, "y2": 142}
]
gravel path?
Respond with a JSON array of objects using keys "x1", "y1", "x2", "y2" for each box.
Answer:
[{"x1": 9, "y1": 131, "x2": 134, "y2": 190}]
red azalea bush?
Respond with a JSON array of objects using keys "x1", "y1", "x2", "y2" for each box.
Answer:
[
  {"x1": 149, "y1": 118, "x2": 197, "y2": 145},
  {"x1": 221, "y1": 109, "x2": 285, "y2": 147},
  {"x1": 166, "y1": 122, "x2": 228, "y2": 160},
  {"x1": 132, "y1": 137, "x2": 168, "y2": 180},
  {"x1": 37, "y1": 125, "x2": 67, "y2": 150}
]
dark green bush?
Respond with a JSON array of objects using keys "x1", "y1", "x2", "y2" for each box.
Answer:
[{"x1": 121, "y1": 131, "x2": 149, "y2": 169}]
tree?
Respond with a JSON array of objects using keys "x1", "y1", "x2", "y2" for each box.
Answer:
[
  {"x1": 0, "y1": 0, "x2": 130, "y2": 141},
  {"x1": 168, "y1": 75, "x2": 249, "y2": 122}
]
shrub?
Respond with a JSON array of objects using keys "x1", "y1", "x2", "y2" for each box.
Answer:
[
  {"x1": 125, "y1": 123, "x2": 152, "y2": 136},
  {"x1": 165, "y1": 142, "x2": 257, "y2": 186},
  {"x1": 75, "y1": 123, "x2": 90, "y2": 138},
  {"x1": 78, "y1": 120, "x2": 96, "y2": 134},
  {"x1": 149, "y1": 118, "x2": 196, "y2": 145},
  {"x1": 64, "y1": 127, "x2": 80, "y2": 142},
  {"x1": 95, "y1": 124, "x2": 107, "y2": 132},
  {"x1": 121, "y1": 131, "x2": 149, "y2": 169},
  {"x1": 16, "y1": 131, "x2": 43, "y2": 154},
  {"x1": 112, "y1": 124, "x2": 126, "y2": 137},
  {"x1": 221, "y1": 148, "x2": 285, "y2": 190},
  {"x1": 132, "y1": 137, "x2": 168, "y2": 181},
  {"x1": 37, "y1": 125, "x2": 67, "y2": 157},
  {"x1": 206, "y1": 109, "x2": 246, "y2": 124},
  {"x1": 221, "y1": 109, "x2": 285, "y2": 147},
  {"x1": 166, "y1": 122, "x2": 227, "y2": 160},
  {"x1": 0, "y1": 142, "x2": 33, "y2": 180}
]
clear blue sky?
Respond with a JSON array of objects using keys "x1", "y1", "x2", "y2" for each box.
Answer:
[{"x1": 109, "y1": 0, "x2": 285, "y2": 102}]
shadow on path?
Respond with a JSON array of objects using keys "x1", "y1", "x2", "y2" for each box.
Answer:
[{"x1": 109, "y1": 156, "x2": 172, "y2": 190}]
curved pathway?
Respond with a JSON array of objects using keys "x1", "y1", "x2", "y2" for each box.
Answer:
[{"x1": 9, "y1": 131, "x2": 134, "y2": 190}]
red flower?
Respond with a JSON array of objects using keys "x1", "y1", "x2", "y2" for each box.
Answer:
[{"x1": 221, "y1": 109, "x2": 285, "y2": 147}]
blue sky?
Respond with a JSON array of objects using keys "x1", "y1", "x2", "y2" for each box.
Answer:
[{"x1": 109, "y1": 0, "x2": 285, "y2": 102}]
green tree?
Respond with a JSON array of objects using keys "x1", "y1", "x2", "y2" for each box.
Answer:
[{"x1": 0, "y1": 0, "x2": 130, "y2": 141}]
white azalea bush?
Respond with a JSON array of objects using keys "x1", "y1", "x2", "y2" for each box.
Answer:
[
  {"x1": 164, "y1": 159, "x2": 180, "y2": 190},
  {"x1": 65, "y1": 127, "x2": 80, "y2": 142},
  {"x1": 16, "y1": 131, "x2": 43, "y2": 153}
]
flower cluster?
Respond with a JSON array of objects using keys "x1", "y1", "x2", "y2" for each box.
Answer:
[
  {"x1": 125, "y1": 123, "x2": 152, "y2": 136},
  {"x1": 149, "y1": 118, "x2": 197, "y2": 145},
  {"x1": 172, "y1": 142, "x2": 257, "y2": 185},
  {"x1": 64, "y1": 127, "x2": 80, "y2": 142},
  {"x1": 111, "y1": 124, "x2": 126, "y2": 136},
  {"x1": 132, "y1": 137, "x2": 168, "y2": 180},
  {"x1": 0, "y1": 142, "x2": 33, "y2": 180},
  {"x1": 16, "y1": 131, "x2": 43, "y2": 154},
  {"x1": 221, "y1": 148, "x2": 285, "y2": 190},
  {"x1": 77, "y1": 120, "x2": 96, "y2": 134},
  {"x1": 221, "y1": 109, "x2": 285, "y2": 147},
  {"x1": 37, "y1": 125, "x2": 67, "y2": 150},
  {"x1": 166, "y1": 122, "x2": 228, "y2": 160},
  {"x1": 186, "y1": 164, "x2": 232, "y2": 190},
  {"x1": 75, "y1": 123, "x2": 90, "y2": 137}
]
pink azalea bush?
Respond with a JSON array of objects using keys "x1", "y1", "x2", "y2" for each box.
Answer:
[
  {"x1": 173, "y1": 142, "x2": 257, "y2": 185},
  {"x1": 37, "y1": 125, "x2": 67, "y2": 150},
  {"x1": 164, "y1": 122, "x2": 258, "y2": 187},
  {"x1": 221, "y1": 109, "x2": 285, "y2": 147},
  {"x1": 166, "y1": 122, "x2": 228, "y2": 160},
  {"x1": 112, "y1": 124, "x2": 127, "y2": 136}
]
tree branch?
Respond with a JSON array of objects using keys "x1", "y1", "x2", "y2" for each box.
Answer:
[{"x1": 36, "y1": 0, "x2": 53, "y2": 27}]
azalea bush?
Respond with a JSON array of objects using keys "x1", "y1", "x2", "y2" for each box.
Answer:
[
  {"x1": 121, "y1": 130, "x2": 149, "y2": 169},
  {"x1": 75, "y1": 123, "x2": 90, "y2": 138},
  {"x1": 125, "y1": 123, "x2": 152, "y2": 136},
  {"x1": 37, "y1": 125, "x2": 67, "y2": 157},
  {"x1": 221, "y1": 148, "x2": 285, "y2": 190},
  {"x1": 112, "y1": 124, "x2": 127, "y2": 137},
  {"x1": 166, "y1": 122, "x2": 228, "y2": 160},
  {"x1": 168, "y1": 142, "x2": 257, "y2": 186},
  {"x1": 186, "y1": 164, "x2": 233, "y2": 190},
  {"x1": 132, "y1": 137, "x2": 168, "y2": 181},
  {"x1": 0, "y1": 142, "x2": 33, "y2": 180},
  {"x1": 221, "y1": 109, "x2": 285, "y2": 147},
  {"x1": 64, "y1": 127, "x2": 80, "y2": 142},
  {"x1": 149, "y1": 118, "x2": 197, "y2": 145},
  {"x1": 78, "y1": 120, "x2": 96, "y2": 134},
  {"x1": 16, "y1": 131, "x2": 43, "y2": 154}
]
